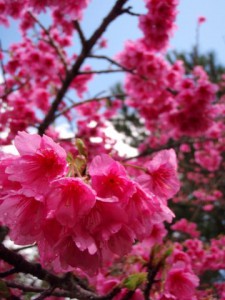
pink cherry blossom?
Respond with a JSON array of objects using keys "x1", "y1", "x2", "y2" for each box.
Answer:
[
  {"x1": 0, "y1": 192, "x2": 44, "y2": 245},
  {"x1": 194, "y1": 148, "x2": 222, "y2": 171},
  {"x1": 46, "y1": 177, "x2": 96, "y2": 227},
  {"x1": 89, "y1": 154, "x2": 136, "y2": 204},
  {"x1": 0, "y1": 152, "x2": 21, "y2": 198},
  {"x1": 139, "y1": 0, "x2": 178, "y2": 51},
  {"x1": 158, "y1": 293, "x2": 176, "y2": 300},
  {"x1": 136, "y1": 149, "x2": 180, "y2": 199},
  {"x1": 6, "y1": 131, "x2": 67, "y2": 197},
  {"x1": 52, "y1": 234, "x2": 100, "y2": 274},
  {"x1": 171, "y1": 218, "x2": 200, "y2": 238},
  {"x1": 165, "y1": 267, "x2": 199, "y2": 299},
  {"x1": 1, "y1": 0, "x2": 225, "y2": 297},
  {"x1": 83, "y1": 198, "x2": 128, "y2": 245}
]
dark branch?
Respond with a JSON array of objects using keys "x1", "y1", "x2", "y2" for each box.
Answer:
[
  {"x1": 88, "y1": 54, "x2": 132, "y2": 71},
  {"x1": 38, "y1": 0, "x2": 129, "y2": 135},
  {"x1": 122, "y1": 136, "x2": 220, "y2": 162},
  {"x1": 0, "y1": 41, "x2": 7, "y2": 87},
  {"x1": 88, "y1": 54, "x2": 141, "y2": 77},
  {"x1": 78, "y1": 69, "x2": 126, "y2": 74},
  {"x1": 0, "y1": 244, "x2": 122, "y2": 300},
  {"x1": 0, "y1": 80, "x2": 29, "y2": 99},
  {"x1": 74, "y1": 20, "x2": 86, "y2": 46},
  {"x1": 144, "y1": 252, "x2": 163, "y2": 300},
  {"x1": 13, "y1": 244, "x2": 36, "y2": 253},
  {"x1": 29, "y1": 12, "x2": 68, "y2": 71},
  {"x1": 0, "y1": 243, "x2": 63, "y2": 287},
  {"x1": 121, "y1": 290, "x2": 135, "y2": 300},
  {"x1": 122, "y1": 139, "x2": 181, "y2": 162},
  {"x1": 33, "y1": 287, "x2": 56, "y2": 300},
  {"x1": 122, "y1": 6, "x2": 142, "y2": 17},
  {"x1": 0, "y1": 268, "x2": 17, "y2": 278},
  {"x1": 54, "y1": 93, "x2": 126, "y2": 120},
  {"x1": 6, "y1": 281, "x2": 70, "y2": 298}
]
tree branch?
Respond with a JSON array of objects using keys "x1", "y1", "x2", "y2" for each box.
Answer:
[
  {"x1": 122, "y1": 6, "x2": 142, "y2": 17},
  {"x1": 88, "y1": 54, "x2": 134, "y2": 73},
  {"x1": 144, "y1": 250, "x2": 163, "y2": 300},
  {"x1": 0, "y1": 268, "x2": 17, "y2": 278},
  {"x1": 74, "y1": 20, "x2": 86, "y2": 46},
  {"x1": 33, "y1": 287, "x2": 56, "y2": 300},
  {"x1": 121, "y1": 290, "x2": 135, "y2": 300},
  {"x1": 78, "y1": 69, "x2": 126, "y2": 74},
  {"x1": 54, "y1": 93, "x2": 126, "y2": 120},
  {"x1": 122, "y1": 139, "x2": 181, "y2": 161},
  {"x1": 0, "y1": 80, "x2": 29, "y2": 99},
  {"x1": 122, "y1": 136, "x2": 220, "y2": 161},
  {"x1": 13, "y1": 244, "x2": 36, "y2": 253},
  {"x1": 0, "y1": 244, "x2": 122, "y2": 300},
  {"x1": 38, "y1": 0, "x2": 129, "y2": 135},
  {"x1": 6, "y1": 281, "x2": 70, "y2": 298},
  {"x1": 29, "y1": 12, "x2": 68, "y2": 72},
  {"x1": 88, "y1": 56, "x2": 179, "y2": 94},
  {"x1": 0, "y1": 41, "x2": 7, "y2": 87},
  {"x1": 88, "y1": 55, "x2": 141, "y2": 79}
]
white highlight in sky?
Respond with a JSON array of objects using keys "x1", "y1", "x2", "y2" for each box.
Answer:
[{"x1": 105, "y1": 122, "x2": 138, "y2": 157}]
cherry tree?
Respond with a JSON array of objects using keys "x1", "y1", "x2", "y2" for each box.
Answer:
[{"x1": 0, "y1": 0, "x2": 225, "y2": 299}]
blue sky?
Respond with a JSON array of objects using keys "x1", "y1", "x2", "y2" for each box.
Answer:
[
  {"x1": 81, "y1": 0, "x2": 225, "y2": 94},
  {"x1": 1, "y1": 1, "x2": 225, "y2": 59},
  {"x1": 172, "y1": 0, "x2": 225, "y2": 61},
  {"x1": 1, "y1": 0, "x2": 225, "y2": 95},
  {"x1": 80, "y1": 0, "x2": 225, "y2": 60}
]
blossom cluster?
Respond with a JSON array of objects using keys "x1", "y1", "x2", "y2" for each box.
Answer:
[
  {"x1": 88, "y1": 237, "x2": 200, "y2": 300},
  {"x1": 87, "y1": 232, "x2": 225, "y2": 299},
  {"x1": 0, "y1": 0, "x2": 89, "y2": 26},
  {"x1": 0, "y1": 32, "x2": 95, "y2": 145},
  {"x1": 117, "y1": 37, "x2": 225, "y2": 184},
  {"x1": 139, "y1": 0, "x2": 178, "y2": 51},
  {"x1": 0, "y1": 131, "x2": 180, "y2": 274},
  {"x1": 118, "y1": 40, "x2": 220, "y2": 142},
  {"x1": 0, "y1": 0, "x2": 225, "y2": 298}
]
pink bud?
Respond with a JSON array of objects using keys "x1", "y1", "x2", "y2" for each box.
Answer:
[{"x1": 198, "y1": 16, "x2": 206, "y2": 24}]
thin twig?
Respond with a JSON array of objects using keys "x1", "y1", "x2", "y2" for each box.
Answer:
[
  {"x1": 0, "y1": 244, "x2": 122, "y2": 300},
  {"x1": 74, "y1": 20, "x2": 86, "y2": 46},
  {"x1": 88, "y1": 54, "x2": 136, "y2": 74},
  {"x1": 144, "y1": 249, "x2": 164, "y2": 300},
  {"x1": 122, "y1": 136, "x2": 220, "y2": 162},
  {"x1": 0, "y1": 80, "x2": 29, "y2": 99},
  {"x1": 0, "y1": 40, "x2": 8, "y2": 94},
  {"x1": 0, "y1": 268, "x2": 17, "y2": 278},
  {"x1": 122, "y1": 6, "x2": 142, "y2": 17},
  {"x1": 54, "y1": 93, "x2": 126, "y2": 120},
  {"x1": 121, "y1": 290, "x2": 135, "y2": 300},
  {"x1": 122, "y1": 140, "x2": 179, "y2": 162},
  {"x1": 78, "y1": 69, "x2": 126, "y2": 74},
  {"x1": 6, "y1": 281, "x2": 70, "y2": 298},
  {"x1": 13, "y1": 244, "x2": 36, "y2": 253},
  {"x1": 38, "y1": 0, "x2": 129, "y2": 135},
  {"x1": 33, "y1": 287, "x2": 56, "y2": 300},
  {"x1": 28, "y1": 12, "x2": 68, "y2": 72},
  {"x1": 88, "y1": 55, "x2": 179, "y2": 95}
]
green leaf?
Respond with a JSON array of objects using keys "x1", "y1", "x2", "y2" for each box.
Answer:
[
  {"x1": 75, "y1": 139, "x2": 88, "y2": 158},
  {"x1": 163, "y1": 247, "x2": 173, "y2": 258},
  {"x1": 123, "y1": 272, "x2": 147, "y2": 291},
  {"x1": 0, "y1": 280, "x2": 10, "y2": 299},
  {"x1": 66, "y1": 152, "x2": 74, "y2": 164},
  {"x1": 74, "y1": 156, "x2": 87, "y2": 175}
]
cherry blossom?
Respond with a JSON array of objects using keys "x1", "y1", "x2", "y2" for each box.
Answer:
[{"x1": 0, "y1": 0, "x2": 224, "y2": 298}]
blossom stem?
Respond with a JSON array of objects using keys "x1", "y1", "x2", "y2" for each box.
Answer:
[{"x1": 123, "y1": 163, "x2": 147, "y2": 173}]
